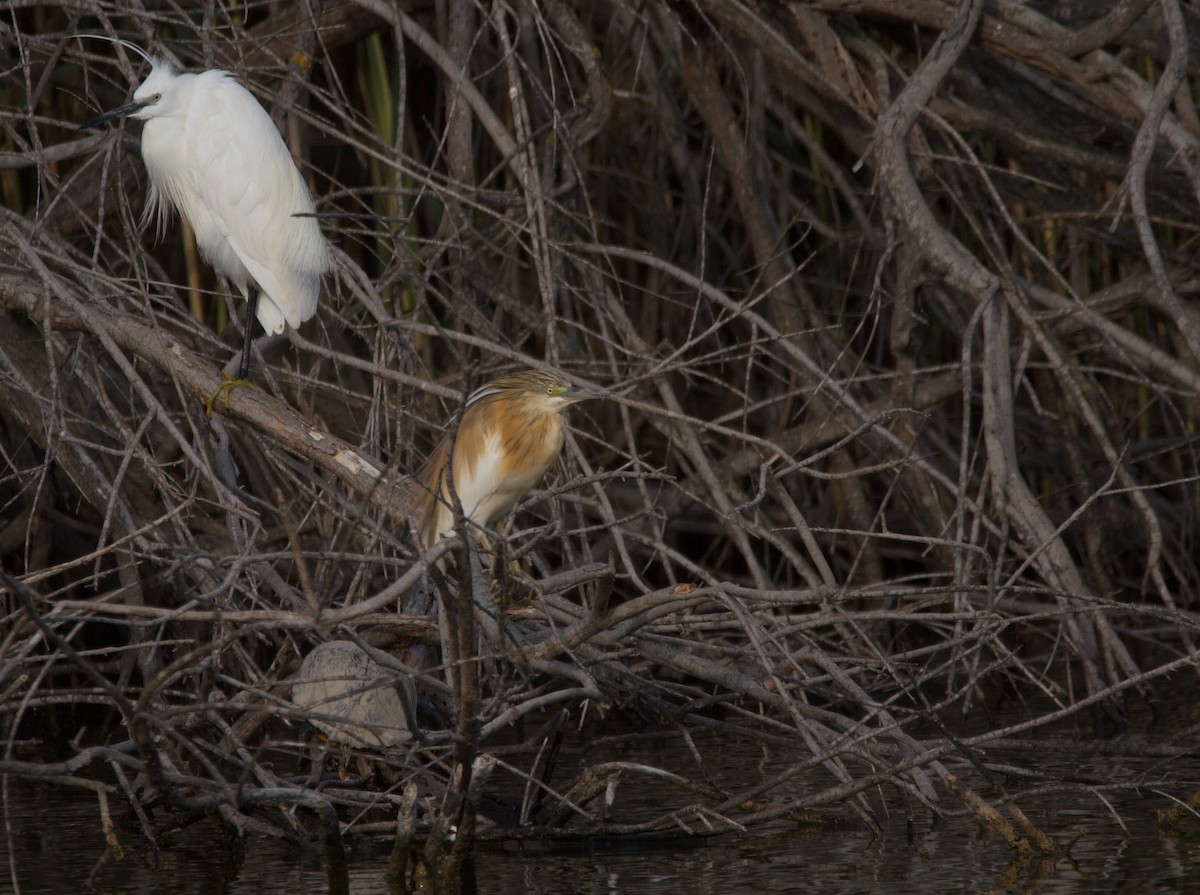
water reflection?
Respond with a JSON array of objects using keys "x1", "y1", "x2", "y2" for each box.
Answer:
[
  {"x1": 6, "y1": 778, "x2": 1200, "y2": 895},
  {"x1": 5, "y1": 744, "x2": 1200, "y2": 894}
]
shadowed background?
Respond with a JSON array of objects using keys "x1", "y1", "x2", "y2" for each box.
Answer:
[{"x1": 2, "y1": 0, "x2": 1199, "y2": 859}]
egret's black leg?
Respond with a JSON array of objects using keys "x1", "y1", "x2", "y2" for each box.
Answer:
[
  {"x1": 206, "y1": 288, "x2": 265, "y2": 417},
  {"x1": 237, "y1": 288, "x2": 261, "y2": 381}
]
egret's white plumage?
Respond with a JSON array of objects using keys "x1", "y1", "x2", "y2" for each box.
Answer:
[{"x1": 81, "y1": 38, "x2": 329, "y2": 371}]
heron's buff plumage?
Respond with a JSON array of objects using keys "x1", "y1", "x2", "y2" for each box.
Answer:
[{"x1": 413, "y1": 371, "x2": 604, "y2": 547}]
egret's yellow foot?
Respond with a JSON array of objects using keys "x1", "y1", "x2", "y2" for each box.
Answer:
[{"x1": 205, "y1": 373, "x2": 262, "y2": 418}]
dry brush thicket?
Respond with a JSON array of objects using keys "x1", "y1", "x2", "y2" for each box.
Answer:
[{"x1": 2, "y1": 0, "x2": 1200, "y2": 867}]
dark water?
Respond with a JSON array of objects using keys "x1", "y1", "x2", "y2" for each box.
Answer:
[{"x1": 5, "y1": 774, "x2": 1200, "y2": 894}]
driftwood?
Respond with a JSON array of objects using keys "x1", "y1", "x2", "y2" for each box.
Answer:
[{"x1": 3, "y1": 0, "x2": 1200, "y2": 879}]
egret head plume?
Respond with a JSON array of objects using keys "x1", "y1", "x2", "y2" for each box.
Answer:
[
  {"x1": 76, "y1": 33, "x2": 157, "y2": 67},
  {"x1": 76, "y1": 35, "x2": 174, "y2": 128}
]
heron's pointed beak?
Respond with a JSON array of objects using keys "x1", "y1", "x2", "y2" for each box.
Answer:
[
  {"x1": 564, "y1": 386, "x2": 615, "y2": 403},
  {"x1": 79, "y1": 98, "x2": 153, "y2": 131}
]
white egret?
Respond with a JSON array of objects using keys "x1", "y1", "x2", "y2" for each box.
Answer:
[{"x1": 79, "y1": 37, "x2": 330, "y2": 400}]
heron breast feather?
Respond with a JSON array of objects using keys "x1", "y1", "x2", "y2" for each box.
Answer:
[{"x1": 458, "y1": 429, "x2": 544, "y2": 525}]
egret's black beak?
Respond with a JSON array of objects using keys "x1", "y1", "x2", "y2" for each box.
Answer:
[{"x1": 79, "y1": 98, "x2": 152, "y2": 131}]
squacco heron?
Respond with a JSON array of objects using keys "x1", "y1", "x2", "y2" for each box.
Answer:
[{"x1": 411, "y1": 370, "x2": 612, "y2": 548}]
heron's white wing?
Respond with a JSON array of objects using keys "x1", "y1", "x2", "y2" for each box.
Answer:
[{"x1": 184, "y1": 71, "x2": 326, "y2": 332}]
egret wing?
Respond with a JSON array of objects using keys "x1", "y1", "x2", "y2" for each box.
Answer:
[{"x1": 184, "y1": 71, "x2": 327, "y2": 332}]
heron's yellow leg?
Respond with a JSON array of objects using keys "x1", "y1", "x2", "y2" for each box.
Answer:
[
  {"x1": 477, "y1": 532, "x2": 542, "y2": 607},
  {"x1": 491, "y1": 564, "x2": 542, "y2": 608}
]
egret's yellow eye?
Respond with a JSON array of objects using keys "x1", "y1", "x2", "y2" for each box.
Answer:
[{"x1": 151, "y1": 93, "x2": 162, "y2": 102}]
